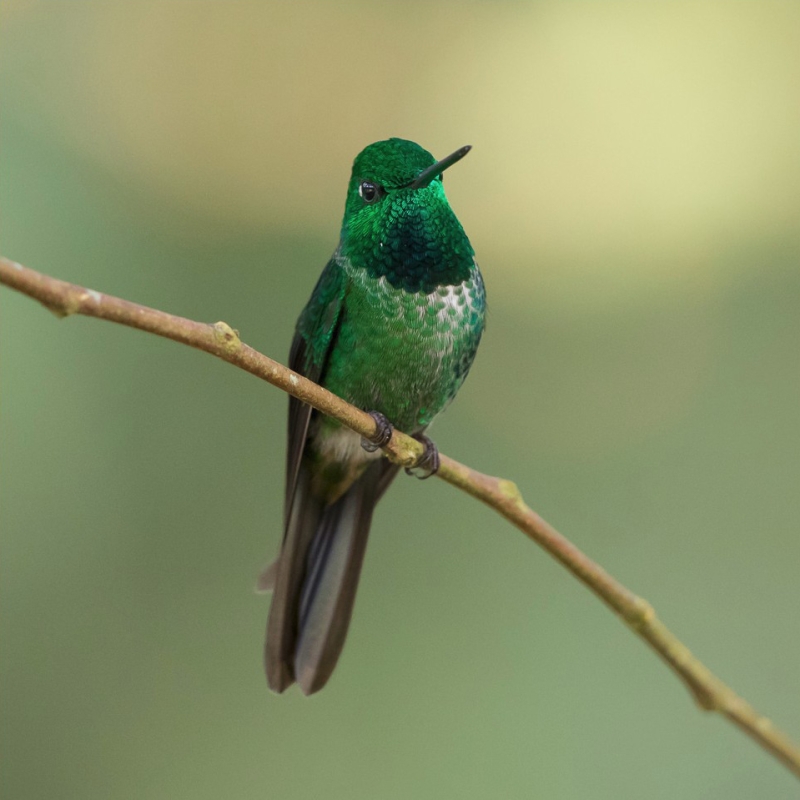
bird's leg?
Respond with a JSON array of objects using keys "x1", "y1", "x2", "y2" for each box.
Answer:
[
  {"x1": 405, "y1": 434, "x2": 440, "y2": 479},
  {"x1": 361, "y1": 411, "x2": 393, "y2": 452}
]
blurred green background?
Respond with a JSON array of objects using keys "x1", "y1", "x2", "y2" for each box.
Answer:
[{"x1": 2, "y1": 2, "x2": 800, "y2": 798}]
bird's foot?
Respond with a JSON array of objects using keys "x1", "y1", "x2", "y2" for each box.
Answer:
[
  {"x1": 405, "y1": 434, "x2": 440, "y2": 479},
  {"x1": 361, "y1": 411, "x2": 393, "y2": 453}
]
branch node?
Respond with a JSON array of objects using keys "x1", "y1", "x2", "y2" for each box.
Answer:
[
  {"x1": 213, "y1": 321, "x2": 241, "y2": 354},
  {"x1": 388, "y1": 439, "x2": 423, "y2": 469},
  {"x1": 46, "y1": 297, "x2": 80, "y2": 318},
  {"x1": 625, "y1": 598, "x2": 656, "y2": 629},
  {"x1": 498, "y1": 478, "x2": 527, "y2": 511}
]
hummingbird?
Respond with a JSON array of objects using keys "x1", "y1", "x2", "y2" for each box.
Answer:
[{"x1": 262, "y1": 138, "x2": 486, "y2": 694}]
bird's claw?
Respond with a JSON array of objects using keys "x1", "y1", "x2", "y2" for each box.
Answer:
[
  {"x1": 405, "y1": 434, "x2": 440, "y2": 479},
  {"x1": 361, "y1": 411, "x2": 393, "y2": 453}
]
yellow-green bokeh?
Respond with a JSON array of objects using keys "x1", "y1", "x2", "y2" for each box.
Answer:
[{"x1": 2, "y1": 3, "x2": 799, "y2": 798}]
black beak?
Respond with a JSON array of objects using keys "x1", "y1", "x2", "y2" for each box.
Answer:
[{"x1": 408, "y1": 145, "x2": 472, "y2": 189}]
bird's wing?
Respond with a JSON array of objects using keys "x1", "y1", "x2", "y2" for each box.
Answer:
[
  {"x1": 284, "y1": 256, "x2": 348, "y2": 520},
  {"x1": 266, "y1": 258, "x2": 348, "y2": 692}
]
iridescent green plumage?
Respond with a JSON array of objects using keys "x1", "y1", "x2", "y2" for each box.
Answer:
[{"x1": 265, "y1": 139, "x2": 486, "y2": 694}]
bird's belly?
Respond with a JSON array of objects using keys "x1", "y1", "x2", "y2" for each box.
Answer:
[{"x1": 323, "y1": 277, "x2": 484, "y2": 433}]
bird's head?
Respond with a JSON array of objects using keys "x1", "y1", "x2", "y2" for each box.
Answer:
[{"x1": 340, "y1": 138, "x2": 473, "y2": 292}]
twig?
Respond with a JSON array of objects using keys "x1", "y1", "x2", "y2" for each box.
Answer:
[{"x1": 2, "y1": 255, "x2": 798, "y2": 778}]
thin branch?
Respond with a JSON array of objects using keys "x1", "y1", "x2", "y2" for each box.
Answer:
[{"x1": 2, "y1": 255, "x2": 799, "y2": 778}]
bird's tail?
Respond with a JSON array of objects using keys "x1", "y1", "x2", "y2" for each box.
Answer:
[{"x1": 264, "y1": 459, "x2": 397, "y2": 695}]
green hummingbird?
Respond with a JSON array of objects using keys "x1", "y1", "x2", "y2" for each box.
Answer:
[{"x1": 262, "y1": 138, "x2": 486, "y2": 694}]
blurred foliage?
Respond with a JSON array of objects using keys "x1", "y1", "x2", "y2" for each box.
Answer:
[{"x1": 2, "y1": 2, "x2": 800, "y2": 799}]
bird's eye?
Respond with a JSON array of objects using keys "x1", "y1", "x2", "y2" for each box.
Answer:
[{"x1": 359, "y1": 181, "x2": 381, "y2": 203}]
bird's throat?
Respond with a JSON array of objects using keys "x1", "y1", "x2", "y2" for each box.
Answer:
[{"x1": 342, "y1": 193, "x2": 474, "y2": 294}]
